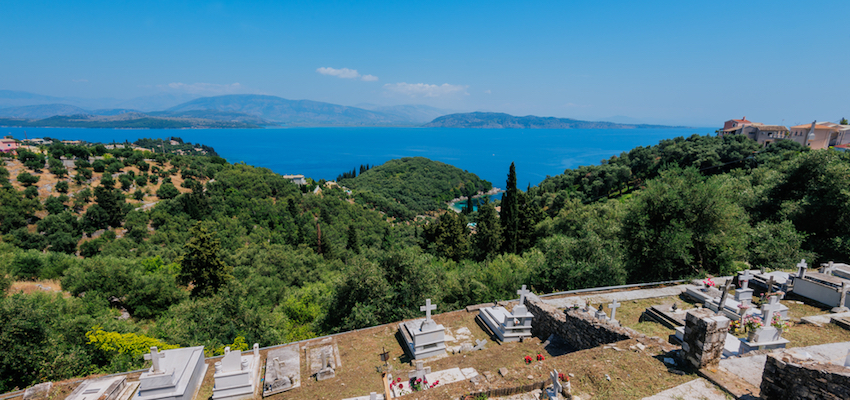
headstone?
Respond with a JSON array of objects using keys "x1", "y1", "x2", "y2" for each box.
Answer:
[
  {"x1": 742, "y1": 294, "x2": 790, "y2": 352},
  {"x1": 399, "y1": 299, "x2": 447, "y2": 358},
  {"x1": 549, "y1": 370, "x2": 562, "y2": 399},
  {"x1": 407, "y1": 360, "x2": 431, "y2": 382},
  {"x1": 137, "y1": 346, "x2": 206, "y2": 400},
  {"x1": 316, "y1": 349, "x2": 336, "y2": 381},
  {"x1": 213, "y1": 343, "x2": 261, "y2": 400},
  {"x1": 761, "y1": 294, "x2": 782, "y2": 324},
  {"x1": 739, "y1": 270, "x2": 754, "y2": 290},
  {"x1": 832, "y1": 282, "x2": 850, "y2": 313},
  {"x1": 263, "y1": 345, "x2": 300, "y2": 396},
  {"x1": 472, "y1": 339, "x2": 487, "y2": 351},
  {"x1": 797, "y1": 259, "x2": 808, "y2": 279},
  {"x1": 735, "y1": 271, "x2": 755, "y2": 305},
  {"x1": 608, "y1": 300, "x2": 621, "y2": 325}
]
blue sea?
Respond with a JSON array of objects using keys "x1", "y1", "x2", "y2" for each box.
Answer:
[{"x1": 1, "y1": 126, "x2": 711, "y2": 189}]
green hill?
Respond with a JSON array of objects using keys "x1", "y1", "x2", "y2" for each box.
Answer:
[{"x1": 424, "y1": 111, "x2": 689, "y2": 129}]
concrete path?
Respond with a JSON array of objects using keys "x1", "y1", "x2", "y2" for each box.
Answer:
[
  {"x1": 641, "y1": 378, "x2": 727, "y2": 400},
  {"x1": 719, "y1": 341, "x2": 850, "y2": 387},
  {"x1": 541, "y1": 285, "x2": 694, "y2": 309}
]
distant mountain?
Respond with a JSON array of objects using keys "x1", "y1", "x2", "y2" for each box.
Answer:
[
  {"x1": 168, "y1": 94, "x2": 416, "y2": 126},
  {"x1": 0, "y1": 90, "x2": 197, "y2": 111},
  {"x1": 355, "y1": 104, "x2": 454, "y2": 124},
  {"x1": 0, "y1": 103, "x2": 90, "y2": 119},
  {"x1": 0, "y1": 113, "x2": 260, "y2": 129},
  {"x1": 424, "y1": 112, "x2": 690, "y2": 129},
  {"x1": 149, "y1": 109, "x2": 271, "y2": 125},
  {"x1": 90, "y1": 109, "x2": 142, "y2": 116},
  {"x1": 114, "y1": 93, "x2": 201, "y2": 111}
]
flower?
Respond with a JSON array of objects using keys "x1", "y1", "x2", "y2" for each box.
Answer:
[
  {"x1": 397, "y1": 377, "x2": 401, "y2": 382},
  {"x1": 702, "y1": 278, "x2": 716, "y2": 287},
  {"x1": 399, "y1": 383, "x2": 403, "y2": 389},
  {"x1": 743, "y1": 315, "x2": 763, "y2": 331},
  {"x1": 536, "y1": 353, "x2": 545, "y2": 361},
  {"x1": 771, "y1": 315, "x2": 791, "y2": 332},
  {"x1": 524, "y1": 355, "x2": 533, "y2": 364}
]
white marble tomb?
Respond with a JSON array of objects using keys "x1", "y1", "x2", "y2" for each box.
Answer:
[
  {"x1": 212, "y1": 344, "x2": 261, "y2": 400},
  {"x1": 479, "y1": 285, "x2": 534, "y2": 342},
  {"x1": 399, "y1": 299, "x2": 447, "y2": 359},
  {"x1": 137, "y1": 346, "x2": 207, "y2": 400},
  {"x1": 66, "y1": 376, "x2": 130, "y2": 400}
]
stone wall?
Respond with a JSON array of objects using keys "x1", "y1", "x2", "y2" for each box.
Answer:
[
  {"x1": 524, "y1": 294, "x2": 638, "y2": 350},
  {"x1": 681, "y1": 309, "x2": 728, "y2": 369},
  {"x1": 760, "y1": 351, "x2": 850, "y2": 400}
]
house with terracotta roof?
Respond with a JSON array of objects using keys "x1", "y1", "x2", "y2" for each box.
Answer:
[
  {"x1": 723, "y1": 116, "x2": 753, "y2": 131},
  {"x1": 788, "y1": 121, "x2": 850, "y2": 149}
]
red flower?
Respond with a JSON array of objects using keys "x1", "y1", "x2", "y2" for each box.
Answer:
[
  {"x1": 399, "y1": 383, "x2": 404, "y2": 389},
  {"x1": 396, "y1": 377, "x2": 401, "y2": 382}
]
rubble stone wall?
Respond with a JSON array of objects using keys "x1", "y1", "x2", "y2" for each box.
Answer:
[
  {"x1": 524, "y1": 295, "x2": 637, "y2": 350},
  {"x1": 760, "y1": 352, "x2": 850, "y2": 400},
  {"x1": 682, "y1": 308, "x2": 729, "y2": 369}
]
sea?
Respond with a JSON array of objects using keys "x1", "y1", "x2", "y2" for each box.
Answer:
[{"x1": 1, "y1": 126, "x2": 711, "y2": 190}]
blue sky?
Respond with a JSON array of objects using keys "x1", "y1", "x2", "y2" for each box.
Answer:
[{"x1": 1, "y1": 1, "x2": 848, "y2": 126}]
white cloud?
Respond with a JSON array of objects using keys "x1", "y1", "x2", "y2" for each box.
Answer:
[
  {"x1": 361, "y1": 74, "x2": 379, "y2": 82},
  {"x1": 317, "y1": 67, "x2": 378, "y2": 81},
  {"x1": 161, "y1": 82, "x2": 244, "y2": 94},
  {"x1": 383, "y1": 82, "x2": 469, "y2": 98}
]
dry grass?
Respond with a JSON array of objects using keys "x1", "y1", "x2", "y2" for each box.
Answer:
[{"x1": 7, "y1": 279, "x2": 68, "y2": 297}]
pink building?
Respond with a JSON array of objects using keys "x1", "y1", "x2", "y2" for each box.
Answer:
[{"x1": 0, "y1": 138, "x2": 19, "y2": 154}]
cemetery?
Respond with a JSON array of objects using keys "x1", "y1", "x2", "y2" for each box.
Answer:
[{"x1": 6, "y1": 275, "x2": 850, "y2": 400}]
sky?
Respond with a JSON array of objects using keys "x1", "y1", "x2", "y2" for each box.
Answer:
[{"x1": 1, "y1": 0, "x2": 848, "y2": 126}]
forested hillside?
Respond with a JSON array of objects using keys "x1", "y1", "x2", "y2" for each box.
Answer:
[
  {"x1": 1, "y1": 134, "x2": 847, "y2": 392},
  {"x1": 339, "y1": 157, "x2": 492, "y2": 219}
]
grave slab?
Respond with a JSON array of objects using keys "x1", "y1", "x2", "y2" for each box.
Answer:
[
  {"x1": 305, "y1": 343, "x2": 342, "y2": 376},
  {"x1": 66, "y1": 376, "x2": 126, "y2": 400},
  {"x1": 262, "y1": 345, "x2": 300, "y2": 396},
  {"x1": 640, "y1": 378, "x2": 727, "y2": 400},
  {"x1": 212, "y1": 344, "x2": 261, "y2": 400},
  {"x1": 719, "y1": 341, "x2": 850, "y2": 387}
]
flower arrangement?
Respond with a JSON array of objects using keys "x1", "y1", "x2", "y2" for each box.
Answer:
[
  {"x1": 743, "y1": 315, "x2": 763, "y2": 331},
  {"x1": 702, "y1": 278, "x2": 716, "y2": 288},
  {"x1": 771, "y1": 315, "x2": 790, "y2": 332},
  {"x1": 558, "y1": 372, "x2": 567, "y2": 381},
  {"x1": 729, "y1": 319, "x2": 741, "y2": 332},
  {"x1": 536, "y1": 353, "x2": 545, "y2": 361},
  {"x1": 524, "y1": 355, "x2": 533, "y2": 364}
]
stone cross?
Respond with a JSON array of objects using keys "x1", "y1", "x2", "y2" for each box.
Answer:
[
  {"x1": 716, "y1": 279, "x2": 732, "y2": 316},
  {"x1": 766, "y1": 276, "x2": 776, "y2": 298},
  {"x1": 271, "y1": 357, "x2": 283, "y2": 380},
  {"x1": 473, "y1": 339, "x2": 487, "y2": 351},
  {"x1": 517, "y1": 285, "x2": 531, "y2": 304},
  {"x1": 797, "y1": 259, "x2": 808, "y2": 278},
  {"x1": 144, "y1": 346, "x2": 166, "y2": 374},
  {"x1": 550, "y1": 369, "x2": 562, "y2": 399},
  {"x1": 824, "y1": 261, "x2": 836, "y2": 274},
  {"x1": 420, "y1": 299, "x2": 436, "y2": 322},
  {"x1": 739, "y1": 270, "x2": 754, "y2": 290},
  {"x1": 833, "y1": 282, "x2": 849, "y2": 313},
  {"x1": 608, "y1": 299, "x2": 621, "y2": 323},
  {"x1": 761, "y1": 295, "x2": 782, "y2": 324},
  {"x1": 407, "y1": 360, "x2": 430, "y2": 381}
]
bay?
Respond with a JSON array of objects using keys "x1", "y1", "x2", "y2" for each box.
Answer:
[{"x1": 0, "y1": 126, "x2": 711, "y2": 188}]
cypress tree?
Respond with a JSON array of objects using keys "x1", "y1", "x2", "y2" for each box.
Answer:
[
  {"x1": 474, "y1": 198, "x2": 503, "y2": 261},
  {"x1": 501, "y1": 162, "x2": 519, "y2": 253}
]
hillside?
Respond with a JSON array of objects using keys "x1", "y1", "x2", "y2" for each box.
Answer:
[
  {"x1": 166, "y1": 94, "x2": 417, "y2": 126},
  {"x1": 0, "y1": 113, "x2": 261, "y2": 129},
  {"x1": 338, "y1": 157, "x2": 492, "y2": 219},
  {"x1": 0, "y1": 103, "x2": 90, "y2": 119},
  {"x1": 424, "y1": 111, "x2": 688, "y2": 129}
]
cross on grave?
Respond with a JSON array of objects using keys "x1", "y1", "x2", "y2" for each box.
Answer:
[
  {"x1": 407, "y1": 360, "x2": 431, "y2": 381},
  {"x1": 833, "y1": 282, "x2": 849, "y2": 313},
  {"x1": 739, "y1": 270, "x2": 754, "y2": 290},
  {"x1": 472, "y1": 339, "x2": 487, "y2": 351},
  {"x1": 420, "y1": 299, "x2": 436, "y2": 322},
  {"x1": 797, "y1": 259, "x2": 808, "y2": 278},
  {"x1": 608, "y1": 299, "x2": 621, "y2": 323},
  {"x1": 550, "y1": 369, "x2": 562, "y2": 399},
  {"x1": 824, "y1": 261, "x2": 836, "y2": 274},
  {"x1": 716, "y1": 279, "x2": 732, "y2": 316},
  {"x1": 517, "y1": 285, "x2": 531, "y2": 304},
  {"x1": 144, "y1": 346, "x2": 166, "y2": 374},
  {"x1": 761, "y1": 295, "x2": 782, "y2": 324},
  {"x1": 766, "y1": 276, "x2": 777, "y2": 298},
  {"x1": 320, "y1": 349, "x2": 333, "y2": 370}
]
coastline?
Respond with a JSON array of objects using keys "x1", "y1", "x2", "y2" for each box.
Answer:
[{"x1": 447, "y1": 187, "x2": 503, "y2": 212}]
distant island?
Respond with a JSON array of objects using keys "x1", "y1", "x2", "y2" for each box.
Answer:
[{"x1": 423, "y1": 112, "x2": 689, "y2": 129}]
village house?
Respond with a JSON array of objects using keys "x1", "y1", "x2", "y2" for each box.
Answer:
[
  {"x1": 0, "y1": 138, "x2": 19, "y2": 153},
  {"x1": 282, "y1": 174, "x2": 306, "y2": 185},
  {"x1": 721, "y1": 117, "x2": 850, "y2": 150},
  {"x1": 722, "y1": 116, "x2": 753, "y2": 131}
]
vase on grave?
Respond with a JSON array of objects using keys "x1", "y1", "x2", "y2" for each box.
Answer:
[{"x1": 747, "y1": 331, "x2": 756, "y2": 342}]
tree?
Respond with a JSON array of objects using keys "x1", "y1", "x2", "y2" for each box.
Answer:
[
  {"x1": 473, "y1": 198, "x2": 503, "y2": 261},
  {"x1": 16, "y1": 171, "x2": 40, "y2": 186},
  {"x1": 56, "y1": 181, "x2": 69, "y2": 193},
  {"x1": 841, "y1": 117, "x2": 848, "y2": 125},
  {"x1": 501, "y1": 162, "x2": 519, "y2": 253},
  {"x1": 157, "y1": 183, "x2": 179, "y2": 199},
  {"x1": 44, "y1": 196, "x2": 66, "y2": 214},
  {"x1": 621, "y1": 167, "x2": 750, "y2": 281},
  {"x1": 178, "y1": 221, "x2": 232, "y2": 298},
  {"x1": 93, "y1": 185, "x2": 126, "y2": 228},
  {"x1": 422, "y1": 211, "x2": 470, "y2": 261},
  {"x1": 346, "y1": 224, "x2": 360, "y2": 254}
]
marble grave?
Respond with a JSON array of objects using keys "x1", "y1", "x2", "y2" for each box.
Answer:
[
  {"x1": 137, "y1": 346, "x2": 207, "y2": 400},
  {"x1": 478, "y1": 285, "x2": 535, "y2": 342},
  {"x1": 262, "y1": 345, "x2": 300, "y2": 396},
  {"x1": 399, "y1": 299, "x2": 447, "y2": 359},
  {"x1": 212, "y1": 343, "x2": 261, "y2": 400}
]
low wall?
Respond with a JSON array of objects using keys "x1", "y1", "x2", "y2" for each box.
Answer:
[
  {"x1": 524, "y1": 294, "x2": 638, "y2": 350},
  {"x1": 760, "y1": 351, "x2": 850, "y2": 400}
]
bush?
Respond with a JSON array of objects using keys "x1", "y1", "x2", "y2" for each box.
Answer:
[
  {"x1": 156, "y1": 183, "x2": 179, "y2": 199},
  {"x1": 10, "y1": 251, "x2": 45, "y2": 280},
  {"x1": 56, "y1": 181, "x2": 69, "y2": 193},
  {"x1": 17, "y1": 171, "x2": 40, "y2": 186}
]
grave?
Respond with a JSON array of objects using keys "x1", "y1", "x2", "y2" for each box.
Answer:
[
  {"x1": 478, "y1": 285, "x2": 534, "y2": 342},
  {"x1": 262, "y1": 345, "x2": 300, "y2": 396},
  {"x1": 608, "y1": 300, "x2": 621, "y2": 325},
  {"x1": 740, "y1": 294, "x2": 789, "y2": 353},
  {"x1": 822, "y1": 261, "x2": 850, "y2": 280},
  {"x1": 305, "y1": 340, "x2": 342, "y2": 380},
  {"x1": 66, "y1": 376, "x2": 130, "y2": 400},
  {"x1": 642, "y1": 303, "x2": 689, "y2": 329},
  {"x1": 594, "y1": 304, "x2": 608, "y2": 321},
  {"x1": 734, "y1": 270, "x2": 754, "y2": 305},
  {"x1": 212, "y1": 343, "x2": 260, "y2": 400},
  {"x1": 137, "y1": 346, "x2": 206, "y2": 400},
  {"x1": 791, "y1": 258, "x2": 850, "y2": 309},
  {"x1": 315, "y1": 349, "x2": 336, "y2": 381},
  {"x1": 545, "y1": 369, "x2": 562, "y2": 399},
  {"x1": 399, "y1": 299, "x2": 447, "y2": 359}
]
